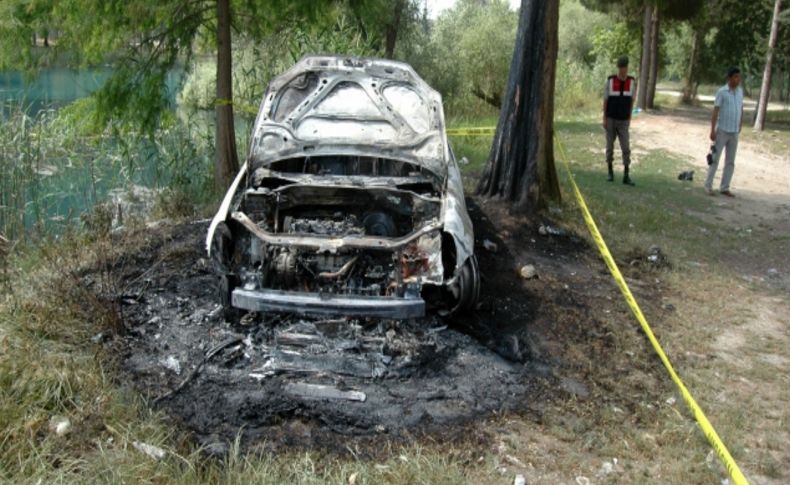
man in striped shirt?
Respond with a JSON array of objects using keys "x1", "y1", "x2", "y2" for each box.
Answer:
[{"x1": 705, "y1": 67, "x2": 744, "y2": 197}]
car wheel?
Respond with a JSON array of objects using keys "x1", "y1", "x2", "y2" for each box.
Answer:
[
  {"x1": 448, "y1": 255, "x2": 481, "y2": 314},
  {"x1": 210, "y1": 222, "x2": 234, "y2": 274},
  {"x1": 218, "y1": 273, "x2": 243, "y2": 324}
]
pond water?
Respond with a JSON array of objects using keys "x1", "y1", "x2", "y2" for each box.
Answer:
[
  {"x1": 0, "y1": 68, "x2": 113, "y2": 114},
  {"x1": 0, "y1": 67, "x2": 242, "y2": 241},
  {"x1": 0, "y1": 67, "x2": 187, "y2": 113}
]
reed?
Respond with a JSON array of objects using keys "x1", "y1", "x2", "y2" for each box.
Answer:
[{"x1": 0, "y1": 102, "x2": 227, "y2": 245}]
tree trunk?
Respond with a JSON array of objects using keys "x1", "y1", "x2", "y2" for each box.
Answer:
[
  {"x1": 682, "y1": 27, "x2": 701, "y2": 104},
  {"x1": 385, "y1": 0, "x2": 406, "y2": 59},
  {"x1": 754, "y1": 0, "x2": 782, "y2": 131},
  {"x1": 636, "y1": 5, "x2": 652, "y2": 110},
  {"x1": 645, "y1": 5, "x2": 659, "y2": 109},
  {"x1": 476, "y1": 0, "x2": 560, "y2": 208},
  {"x1": 215, "y1": 0, "x2": 239, "y2": 189}
]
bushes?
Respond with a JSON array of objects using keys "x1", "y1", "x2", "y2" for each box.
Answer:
[{"x1": 555, "y1": 60, "x2": 603, "y2": 116}]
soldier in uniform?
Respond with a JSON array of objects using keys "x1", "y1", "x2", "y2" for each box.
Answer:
[{"x1": 603, "y1": 56, "x2": 636, "y2": 186}]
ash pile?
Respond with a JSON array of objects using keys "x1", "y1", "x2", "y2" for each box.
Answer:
[
  {"x1": 244, "y1": 316, "x2": 447, "y2": 383},
  {"x1": 111, "y1": 224, "x2": 532, "y2": 451}
]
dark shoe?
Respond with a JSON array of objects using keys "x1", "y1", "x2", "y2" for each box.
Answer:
[
  {"x1": 720, "y1": 190, "x2": 735, "y2": 198},
  {"x1": 623, "y1": 176, "x2": 635, "y2": 186},
  {"x1": 607, "y1": 163, "x2": 614, "y2": 182}
]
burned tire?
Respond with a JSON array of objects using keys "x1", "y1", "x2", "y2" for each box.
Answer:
[
  {"x1": 210, "y1": 221, "x2": 234, "y2": 274},
  {"x1": 448, "y1": 255, "x2": 481, "y2": 315},
  {"x1": 218, "y1": 273, "x2": 243, "y2": 324}
]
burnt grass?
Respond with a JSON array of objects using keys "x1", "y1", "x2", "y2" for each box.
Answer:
[{"x1": 93, "y1": 197, "x2": 674, "y2": 455}]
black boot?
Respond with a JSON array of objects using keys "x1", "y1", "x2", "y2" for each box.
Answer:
[
  {"x1": 606, "y1": 163, "x2": 614, "y2": 182},
  {"x1": 623, "y1": 166, "x2": 635, "y2": 186}
]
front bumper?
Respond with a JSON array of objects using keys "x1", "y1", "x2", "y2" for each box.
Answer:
[{"x1": 232, "y1": 288, "x2": 425, "y2": 319}]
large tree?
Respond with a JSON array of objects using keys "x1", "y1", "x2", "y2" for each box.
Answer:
[
  {"x1": 754, "y1": 0, "x2": 784, "y2": 131},
  {"x1": 0, "y1": 0, "x2": 330, "y2": 189},
  {"x1": 477, "y1": 0, "x2": 561, "y2": 208},
  {"x1": 638, "y1": 1, "x2": 705, "y2": 109},
  {"x1": 214, "y1": 0, "x2": 238, "y2": 189}
]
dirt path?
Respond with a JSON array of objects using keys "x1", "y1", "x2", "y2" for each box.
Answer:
[{"x1": 630, "y1": 108, "x2": 790, "y2": 232}]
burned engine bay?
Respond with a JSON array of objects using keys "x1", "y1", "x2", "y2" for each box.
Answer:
[
  {"x1": 208, "y1": 56, "x2": 480, "y2": 319},
  {"x1": 217, "y1": 155, "x2": 454, "y2": 318}
]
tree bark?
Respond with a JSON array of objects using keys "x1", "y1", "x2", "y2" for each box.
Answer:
[
  {"x1": 476, "y1": 0, "x2": 560, "y2": 208},
  {"x1": 754, "y1": 0, "x2": 782, "y2": 131},
  {"x1": 385, "y1": 0, "x2": 406, "y2": 59},
  {"x1": 682, "y1": 27, "x2": 701, "y2": 104},
  {"x1": 215, "y1": 0, "x2": 240, "y2": 189},
  {"x1": 645, "y1": 5, "x2": 659, "y2": 109},
  {"x1": 636, "y1": 5, "x2": 652, "y2": 110}
]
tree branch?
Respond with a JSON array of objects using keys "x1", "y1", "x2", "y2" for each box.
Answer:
[{"x1": 471, "y1": 86, "x2": 502, "y2": 109}]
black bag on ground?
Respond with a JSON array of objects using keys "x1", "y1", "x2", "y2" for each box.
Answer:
[{"x1": 706, "y1": 144, "x2": 717, "y2": 166}]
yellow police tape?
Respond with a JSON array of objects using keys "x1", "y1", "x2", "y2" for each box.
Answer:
[{"x1": 553, "y1": 135, "x2": 748, "y2": 485}]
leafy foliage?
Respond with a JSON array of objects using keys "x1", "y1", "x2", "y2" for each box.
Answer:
[
  {"x1": 0, "y1": 1, "x2": 335, "y2": 129},
  {"x1": 179, "y1": 11, "x2": 379, "y2": 113},
  {"x1": 559, "y1": 0, "x2": 609, "y2": 66},
  {"x1": 402, "y1": 0, "x2": 518, "y2": 114},
  {"x1": 591, "y1": 21, "x2": 640, "y2": 66}
]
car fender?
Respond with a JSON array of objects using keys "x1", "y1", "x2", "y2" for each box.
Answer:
[
  {"x1": 206, "y1": 162, "x2": 248, "y2": 257},
  {"x1": 441, "y1": 160, "x2": 474, "y2": 274}
]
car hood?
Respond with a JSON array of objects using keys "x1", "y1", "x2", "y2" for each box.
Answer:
[{"x1": 248, "y1": 56, "x2": 450, "y2": 179}]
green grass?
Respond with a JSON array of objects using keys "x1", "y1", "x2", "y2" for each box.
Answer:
[
  {"x1": 550, "y1": 119, "x2": 790, "y2": 482},
  {"x1": 551, "y1": 119, "x2": 783, "y2": 267},
  {"x1": 448, "y1": 115, "x2": 736, "y2": 263},
  {"x1": 446, "y1": 116, "x2": 497, "y2": 192},
  {"x1": 447, "y1": 115, "x2": 754, "y2": 267}
]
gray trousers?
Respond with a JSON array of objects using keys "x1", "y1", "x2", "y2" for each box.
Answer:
[
  {"x1": 605, "y1": 118, "x2": 631, "y2": 167},
  {"x1": 705, "y1": 130, "x2": 738, "y2": 191}
]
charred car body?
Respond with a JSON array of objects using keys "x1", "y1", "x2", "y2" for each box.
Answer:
[{"x1": 207, "y1": 56, "x2": 479, "y2": 319}]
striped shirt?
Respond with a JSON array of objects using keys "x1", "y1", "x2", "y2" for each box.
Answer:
[{"x1": 714, "y1": 84, "x2": 744, "y2": 133}]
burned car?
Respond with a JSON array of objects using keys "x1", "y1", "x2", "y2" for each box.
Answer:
[{"x1": 206, "y1": 56, "x2": 479, "y2": 319}]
